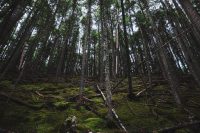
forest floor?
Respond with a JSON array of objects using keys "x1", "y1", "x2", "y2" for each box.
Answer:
[{"x1": 0, "y1": 77, "x2": 200, "y2": 133}]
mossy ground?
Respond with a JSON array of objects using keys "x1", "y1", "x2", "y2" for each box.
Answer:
[{"x1": 0, "y1": 78, "x2": 200, "y2": 133}]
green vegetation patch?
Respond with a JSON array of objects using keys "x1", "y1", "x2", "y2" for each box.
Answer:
[
  {"x1": 0, "y1": 80, "x2": 199, "y2": 133},
  {"x1": 84, "y1": 117, "x2": 106, "y2": 132}
]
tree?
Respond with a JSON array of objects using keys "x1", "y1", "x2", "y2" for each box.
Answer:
[{"x1": 120, "y1": 0, "x2": 135, "y2": 98}]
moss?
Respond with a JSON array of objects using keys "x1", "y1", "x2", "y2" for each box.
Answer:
[
  {"x1": 154, "y1": 107, "x2": 186, "y2": 123},
  {"x1": 112, "y1": 93, "x2": 127, "y2": 102},
  {"x1": 114, "y1": 97, "x2": 176, "y2": 132},
  {"x1": 84, "y1": 87, "x2": 96, "y2": 96},
  {"x1": 1, "y1": 79, "x2": 199, "y2": 132},
  {"x1": 154, "y1": 85, "x2": 166, "y2": 91},
  {"x1": 98, "y1": 107, "x2": 108, "y2": 115},
  {"x1": 31, "y1": 94, "x2": 41, "y2": 102},
  {"x1": 20, "y1": 83, "x2": 59, "y2": 91},
  {"x1": 36, "y1": 123, "x2": 54, "y2": 133},
  {"x1": 56, "y1": 83, "x2": 69, "y2": 89},
  {"x1": 38, "y1": 83, "x2": 58, "y2": 91},
  {"x1": 27, "y1": 110, "x2": 66, "y2": 132},
  {"x1": 65, "y1": 87, "x2": 79, "y2": 96},
  {"x1": 20, "y1": 84, "x2": 41, "y2": 91},
  {"x1": 77, "y1": 124, "x2": 90, "y2": 132},
  {"x1": 92, "y1": 97, "x2": 103, "y2": 104},
  {"x1": 0, "y1": 80, "x2": 13, "y2": 89},
  {"x1": 66, "y1": 108, "x2": 82, "y2": 117},
  {"x1": 64, "y1": 106, "x2": 107, "y2": 132},
  {"x1": 53, "y1": 101, "x2": 69, "y2": 110},
  {"x1": 84, "y1": 117, "x2": 105, "y2": 132}
]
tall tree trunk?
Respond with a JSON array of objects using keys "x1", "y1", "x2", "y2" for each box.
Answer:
[
  {"x1": 178, "y1": 0, "x2": 200, "y2": 32},
  {"x1": 80, "y1": 0, "x2": 92, "y2": 97},
  {"x1": 120, "y1": 0, "x2": 134, "y2": 98},
  {"x1": 163, "y1": 0, "x2": 200, "y2": 87},
  {"x1": 0, "y1": 1, "x2": 26, "y2": 48},
  {"x1": 140, "y1": 0, "x2": 182, "y2": 105},
  {"x1": 0, "y1": 12, "x2": 36, "y2": 80},
  {"x1": 56, "y1": 0, "x2": 77, "y2": 80},
  {"x1": 100, "y1": 0, "x2": 113, "y2": 119}
]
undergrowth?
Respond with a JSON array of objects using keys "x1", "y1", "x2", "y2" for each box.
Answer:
[{"x1": 0, "y1": 79, "x2": 199, "y2": 133}]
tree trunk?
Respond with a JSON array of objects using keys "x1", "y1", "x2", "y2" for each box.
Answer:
[
  {"x1": 56, "y1": 2, "x2": 77, "y2": 80},
  {"x1": 0, "y1": 13, "x2": 36, "y2": 80},
  {"x1": 178, "y1": 0, "x2": 200, "y2": 32},
  {"x1": 0, "y1": 1, "x2": 26, "y2": 47},
  {"x1": 140, "y1": 0, "x2": 182, "y2": 106},
  {"x1": 120, "y1": 0, "x2": 134, "y2": 98}
]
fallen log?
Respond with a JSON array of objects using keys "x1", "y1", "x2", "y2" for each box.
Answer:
[
  {"x1": 157, "y1": 121, "x2": 200, "y2": 133},
  {"x1": 96, "y1": 85, "x2": 128, "y2": 133},
  {"x1": 136, "y1": 89, "x2": 147, "y2": 97},
  {"x1": 35, "y1": 91, "x2": 45, "y2": 98},
  {"x1": 96, "y1": 85, "x2": 107, "y2": 103},
  {"x1": 135, "y1": 84, "x2": 159, "y2": 97},
  {"x1": 0, "y1": 92, "x2": 43, "y2": 110},
  {"x1": 35, "y1": 91, "x2": 65, "y2": 101}
]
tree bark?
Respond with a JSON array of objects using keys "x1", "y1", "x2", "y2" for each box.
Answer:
[{"x1": 0, "y1": 1, "x2": 26, "y2": 48}]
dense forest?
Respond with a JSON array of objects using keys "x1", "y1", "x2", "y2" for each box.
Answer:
[{"x1": 0, "y1": 0, "x2": 200, "y2": 132}]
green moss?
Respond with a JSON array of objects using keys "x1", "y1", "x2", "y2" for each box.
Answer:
[
  {"x1": 26, "y1": 110, "x2": 66, "y2": 133},
  {"x1": 38, "y1": 83, "x2": 58, "y2": 91},
  {"x1": 154, "y1": 107, "x2": 186, "y2": 122},
  {"x1": 56, "y1": 83, "x2": 69, "y2": 89},
  {"x1": 1, "y1": 79, "x2": 199, "y2": 133},
  {"x1": 20, "y1": 84, "x2": 41, "y2": 91},
  {"x1": 84, "y1": 87, "x2": 96, "y2": 96},
  {"x1": 31, "y1": 94, "x2": 41, "y2": 102},
  {"x1": 114, "y1": 97, "x2": 175, "y2": 132},
  {"x1": 66, "y1": 108, "x2": 81, "y2": 117},
  {"x1": 20, "y1": 83, "x2": 59, "y2": 91},
  {"x1": 98, "y1": 107, "x2": 107, "y2": 115},
  {"x1": 77, "y1": 124, "x2": 90, "y2": 132},
  {"x1": 64, "y1": 106, "x2": 107, "y2": 132},
  {"x1": 53, "y1": 101, "x2": 69, "y2": 110},
  {"x1": 112, "y1": 93, "x2": 127, "y2": 102},
  {"x1": 64, "y1": 87, "x2": 79, "y2": 96},
  {"x1": 92, "y1": 97, "x2": 103, "y2": 104},
  {"x1": 154, "y1": 85, "x2": 166, "y2": 91},
  {"x1": 84, "y1": 117, "x2": 105, "y2": 132},
  {"x1": 0, "y1": 80, "x2": 13, "y2": 89},
  {"x1": 36, "y1": 123, "x2": 54, "y2": 133}
]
